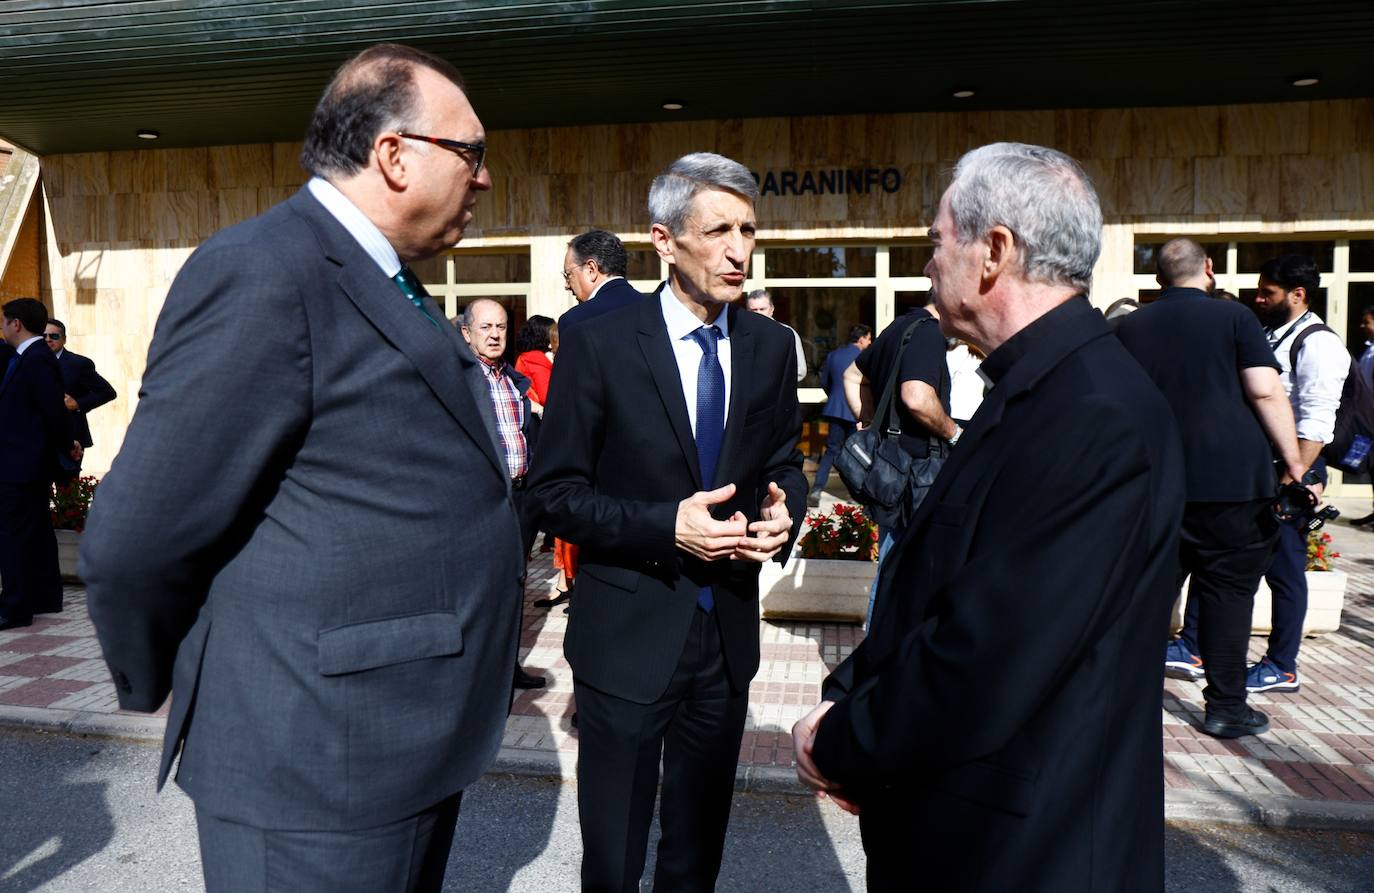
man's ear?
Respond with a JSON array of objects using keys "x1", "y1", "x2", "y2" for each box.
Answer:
[
  {"x1": 585, "y1": 259, "x2": 601, "y2": 281},
  {"x1": 650, "y1": 223, "x2": 675, "y2": 265},
  {"x1": 374, "y1": 132, "x2": 409, "y2": 189},
  {"x1": 982, "y1": 225, "x2": 1015, "y2": 287}
]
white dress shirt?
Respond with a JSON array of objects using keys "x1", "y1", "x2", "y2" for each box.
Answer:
[
  {"x1": 1358, "y1": 340, "x2": 1374, "y2": 389},
  {"x1": 661, "y1": 284, "x2": 732, "y2": 432},
  {"x1": 13, "y1": 335, "x2": 43, "y2": 355},
  {"x1": 1268, "y1": 310, "x2": 1350, "y2": 444},
  {"x1": 307, "y1": 177, "x2": 401, "y2": 278}
]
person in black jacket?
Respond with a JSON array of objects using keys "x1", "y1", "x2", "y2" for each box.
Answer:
[
  {"x1": 793, "y1": 143, "x2": 1186, "y2": 892},
  {"x1": 43, "y1": 318, "x2": 117, "y2": 461},
  {"x1": 1117, "y1": 238, "x2": 1305, "y2": 738},
  {"x1": 2, "y1": 298, "x2": 81, "y2": 629}
]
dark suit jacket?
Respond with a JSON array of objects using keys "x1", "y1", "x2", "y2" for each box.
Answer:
[
  {"x1": 556, "y1": 276, "x2": 644, "y2": 335},
  {"x1": 55, "y1": 348, "x2": 117, "y2": 448},
  {"x1": 819, "y1": 342, "x2": 861, "y2": 422},
  {"x1": 81, "y1": 187, "x2": 525, "y2": 831},
  {"x1": 0, "y1": 341, "x2": 74, "y2": 485},
  {"x1": 812, "y1": 298, "x2": 1185, "y2": 891},
  {"x1": 529, "y1": 289, "x2": 807, "y2": 703}
]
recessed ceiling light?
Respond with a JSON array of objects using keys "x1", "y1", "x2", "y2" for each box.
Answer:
[
  {"x1": 661, "y1": 99, "x2": 685, "y2": 111},
  {"x1": 136, "y1": 129, "x2": 160, "y2": 140},
  {"x1": 952, "y1": 89, "x2": 975, "y2": 99},
  {"x1": 1291, "y1": 76, "x2": 1320, "y2": 87}
]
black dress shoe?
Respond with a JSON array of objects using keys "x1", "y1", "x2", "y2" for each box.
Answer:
[
  {"x1": 0, "y1": 615, "x2": 33, "y2": 632},
  {"x1": 513, "y1": 666, "x2": 547, "y2": 689},
  {"x1": 1351, "y1": 512, "x2": 1374, "y2": 526},
  {"x1": 532, "y1": 591, "x2": 571, "y2": 609},
  {"x1": 1203, "y1": 707, "x2": 1270, "y2": 739}
]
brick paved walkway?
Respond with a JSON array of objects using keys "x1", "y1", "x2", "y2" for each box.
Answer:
[{"x1": 3, "y1": 501, "x2": 1373, "y2": 827}]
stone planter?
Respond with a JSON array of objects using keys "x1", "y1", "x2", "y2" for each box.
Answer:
[
  {"x1": 1170, "y1": 570, "x2": 1347, "y2": 637},
  {"x1": 759, "y1": 555, "x2": 875, "y2": 622},
  {"x1": 55, "y1": 528, "x2": 82, "y2": 583}
]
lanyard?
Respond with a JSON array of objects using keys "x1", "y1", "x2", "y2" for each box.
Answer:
[{"x1": 1267, "y1": 309, "x2": 1313, "y2": 350}]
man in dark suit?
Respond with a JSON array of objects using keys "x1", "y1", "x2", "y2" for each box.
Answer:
[
  {"x1": 794, "y1": 143, "x2": 1187, "y2": 891},
  {"x1": 43, "y1": 318, "x2": 117, "y2": 460},
  {"x1": 2, "y1": 298, "x2": 81, "y2": 629},
  {"x1": 81, "y1": 44, "x2": 523, "y2": 892},
  {"x1": 1117, "y1": 238, "x2": 1305, "y2": 738},
  {"x1": 807, "y1": 323, "x2": 871, "y2": 506},
  {"x1": 558, "y1": 228, "x2": 644, "y2": 334},
  {"x1": 459, "y1": 296, "x2": 547, "y2": 690},
  {"x1": 530, "y1": 152, "x2": 807, "y2": 892}
]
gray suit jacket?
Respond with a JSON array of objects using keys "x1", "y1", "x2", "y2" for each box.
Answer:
[{"x1": 81, "y1": 188, "x2": 524, "y2": 831}]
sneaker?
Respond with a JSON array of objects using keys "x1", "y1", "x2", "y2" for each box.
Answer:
[
  {"x1": 1245, "y1": 656, "x2": 1300, "y2": 693},
  {"x1": 1164, "y1": 639, "x2": 1204, "y2": 681},
  {"x1": 1202, "y1": 707, "x2": 1270, "y2": 739}
]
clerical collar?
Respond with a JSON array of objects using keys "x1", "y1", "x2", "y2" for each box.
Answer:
[{"x1": 979, "y1": 296, "x2": 1090, "y2": 385}]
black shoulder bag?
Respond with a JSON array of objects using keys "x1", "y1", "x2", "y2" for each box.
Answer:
[{"x1": 833, "y1": 317, "x2": 950, "y2": 529}]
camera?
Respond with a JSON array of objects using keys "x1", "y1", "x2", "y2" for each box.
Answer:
[{"x1": 1271, "y1": 481, "x2": 1339, "y2": 532}]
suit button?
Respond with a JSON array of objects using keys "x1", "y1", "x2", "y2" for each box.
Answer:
[{"x1": 112, "y1": 670, "x2": 131, "y2": 693}]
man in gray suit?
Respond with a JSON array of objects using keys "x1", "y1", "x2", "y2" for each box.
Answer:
[{"x1": 81, "y1": 44, "x2": 522, "y2": 892}]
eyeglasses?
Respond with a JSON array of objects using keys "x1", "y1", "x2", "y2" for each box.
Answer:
[
  {"x1": 397, "y1": 132, "x2": 486, "y2": 176},
  {"x1": 44, "y1": 333, "x2": 64, "y2": 341},
  {"x1": 562, "y1": 262, "x2": 587, "y2": 282}
]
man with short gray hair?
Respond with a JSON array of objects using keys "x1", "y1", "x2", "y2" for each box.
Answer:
[
  {"x1": 745, "y1": 288, "x2": 807, "y2": 381},
  {"x1": 531, "y1": 151, "x2": 806, "y2": 891},
  {"x1": 794, "y1": 143, "x2": 1186, "y2": 890}
]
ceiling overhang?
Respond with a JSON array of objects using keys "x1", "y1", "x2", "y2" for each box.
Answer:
[{"x1": 0, "y1": 0, "x2": 1369, "y2": 155}]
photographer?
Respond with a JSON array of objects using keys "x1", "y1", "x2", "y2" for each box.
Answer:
[
  {"x1": 1248, "y1": 254, "x2": 1348, "y2": 693},
  {"x1": 1117, "y1": 239, "x2": 1304, "y2": 738}
]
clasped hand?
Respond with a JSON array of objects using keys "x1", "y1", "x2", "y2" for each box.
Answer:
[
  {"x1": 792, "y1": 701, "x2": 861, "y2": 815},
  {"x1": 674, "y1": 482, "x2": 792, "y2": 562}
]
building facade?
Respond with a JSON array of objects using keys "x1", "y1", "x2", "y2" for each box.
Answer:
[{"x1": 35, "y1": 99, "x2": 1374, "y2": 487}]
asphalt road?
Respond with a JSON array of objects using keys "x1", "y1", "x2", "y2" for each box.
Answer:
[{"x1": 2, "y1": 727, "x2": 1371, "y2": 892}]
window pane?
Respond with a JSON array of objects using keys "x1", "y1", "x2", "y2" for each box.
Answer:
[
  {"x1": 1346, "y1": 282, "x2": 1374, "y2": 358},
  {"x1": 764, "y1": 287, "x2": 875, "y2": 387},
  {"x1": 452, "y1": 251, "x2": 531, "y2": 284},
  {"x1": 894, "y1": 290, "x2": 932, "y2": 316},
  {"x1": 1132, "y1": 240, "x2": 1227, "y2": 275},
  {"x1": 1236, "y1": 241, "x2": 1334, "y2": 273},
  {"x1": 1137, "y1": 288, "x2": 1162, "y2": 302},
  {"x1": 767, "y1": 245, "x2": 876, "y2": 279},
  {"x1": 889, "y1": 244, "x2": 933, "y2": 277},
  {"x1": 1350, "y1": 239, "x2": 1374, "y2": 272},
  {"x1": 625, "y1": 247, "x2": 661, "y2": 280}
]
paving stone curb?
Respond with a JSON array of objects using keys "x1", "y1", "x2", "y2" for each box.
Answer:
[{"x1": 7, "y1": 709, "x2": 1372, "y2": 833}]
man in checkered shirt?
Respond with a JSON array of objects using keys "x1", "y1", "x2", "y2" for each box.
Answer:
[{"x1": 461, "y1": 297, "x2": 546, "y2": 690}]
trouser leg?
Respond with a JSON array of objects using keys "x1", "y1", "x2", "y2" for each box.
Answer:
[
  {"x1": 652, "y1": 610, "x2": 749, "y2": 893},
  {"x1": 196, "y1": 792, "x2": 461, "y2": 893},
  {"x1": 1183, "y1": 500, "x2": 1278, "y2": 720},
  {"x1": 1265, "y1": 520, "x2": 1308, "y2": 673},
  {"x1": 574, "y1": 679, "x2": 678, "y2": 892},
  {"x1": 810, "y1": 420, "x2": 853, "y2": 496}
]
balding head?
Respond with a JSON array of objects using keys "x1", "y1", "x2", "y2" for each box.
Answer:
[{"x1": 1155, "y1": 238, "x2": 1211, "y2": 289}]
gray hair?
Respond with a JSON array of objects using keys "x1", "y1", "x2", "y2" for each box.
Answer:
[
  {"x1": 946, "y1": 142, "x2": 1102, "y2": 294},
  {"x1": 745, "y1": 288, "x2": 773, "y2": 306},
  {"x1": 648, "y1": 152, "x2": 759, "y2": 235}
]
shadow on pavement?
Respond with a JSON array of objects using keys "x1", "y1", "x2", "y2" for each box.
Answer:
[{"x1": 0, "y1": 734, "x2": 116, "y2": 891}]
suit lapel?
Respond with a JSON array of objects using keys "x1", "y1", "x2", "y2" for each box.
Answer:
[
  {"x1": 289, "y1": 190, "x2": 508, "y2": 483},
  {"x1": 638, "y1": 285, "x2": 705, "y2": 487}
]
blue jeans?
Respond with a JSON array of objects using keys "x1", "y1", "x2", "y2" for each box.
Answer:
[
  {"x1": 865, "y1": 527, "x2": 898, "y2": 632},
  {"x1": 810, "y1": 418, "x2": 855, "y2": 496}
]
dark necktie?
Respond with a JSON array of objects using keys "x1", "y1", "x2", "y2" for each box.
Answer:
[
  {"x1": 688, "y1": 324, "x2": 725, "y2": 612},
  {"x1": 392, "y1": 266, "x2": 441, "y2": 329},
  {"x1": 2, "y1": 354, "x2": 18, "y2": 388}
]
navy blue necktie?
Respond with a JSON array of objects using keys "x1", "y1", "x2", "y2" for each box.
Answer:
[
  {"x1": 2, "y1": 354, "x2": 17, "y2": 388},
  {"x1": 392, "y1": 266, "x2": 441, "y2": 329},
  {"x1": 688, "y1": 324, "x2": 725, "y2": 612}
]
